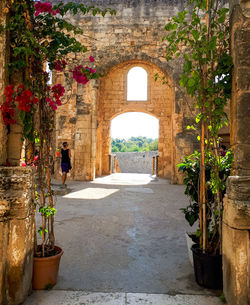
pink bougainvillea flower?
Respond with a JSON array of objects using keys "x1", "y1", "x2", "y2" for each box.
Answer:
[
  {"x1": 52, "y1": 9, "x2": 60, "y2": 15},
  {"x1": 89, "y1": 56, "x2": 95, "y2": 63},
  {"x1": 34, "y1": 155, "x2": 39, "y2": 162},
  {"x1": 34, "y1": 2, "x2": 52, "y2": 16},
  {"x1": 32, "y1": 97, "x2": 39, "y2": 104},
  {"x1": 86, "y1": 66, "x2": 96, "y2": 73},
  {"x1": 52, "y1": 84, "x2": 65, "y2": 98},
  {"x1": 53, "y1": 59, "x2": 67, "y2": 72},
  {"x1": 71, "y1": 65, "x2": 89, "y2": 85}
]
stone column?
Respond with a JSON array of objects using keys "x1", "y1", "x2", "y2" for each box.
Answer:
[
  {"x1": 0, "y1": 0, "x2": 8, "y2": 165},
  {"x1": 0, "y1": 167, "x2": 35, "y2": 305},
  {"x1": 223, "y1": 2, "x2": 250, "y2": 304},
  {"x1": 102, "y1": 120, "x2": 111, "y2": 175}
]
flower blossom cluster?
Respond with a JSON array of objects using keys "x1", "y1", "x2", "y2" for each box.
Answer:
[
  {"x1": 53, "y1": 59, "x2": 67, "y2": 72},
  {"x1": 71, "y1": 56, "x2": 96, "y2": 85},
  {"x1": 16, "y1": 84, "x2": 39, "y2": 112},
  {"x1": 0, "y1": 84, "x2": 39, "y2": 126},
  {"x1": 34, "y1": 2, "x2": 60, "y2": 16},
  {"x1": 46, "y1": 84, "x2": 65, "y2": 110},
  {"x1": 0, "y1": 85, "x2": 16, "y2": 125},
  {"x1": 21, "y1": 155, "x2": 39, "y2": 167}
]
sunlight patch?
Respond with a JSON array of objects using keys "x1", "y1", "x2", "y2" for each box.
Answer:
[{"x1": 63, "y1": 188, "x2": 119, "y2": 199}]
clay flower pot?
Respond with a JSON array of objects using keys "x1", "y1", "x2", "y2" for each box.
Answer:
[{"x1": 32, "y1": 246, "x2": 63, "y2": 290}]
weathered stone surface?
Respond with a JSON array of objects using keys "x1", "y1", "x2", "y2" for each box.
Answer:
[
  {"x1": 0, "y1": 167, "x2": 35, "y2": 305},
  {"x1": 223, "y1": 3, "x2": 250, "y2": 305},
  {"x1": 0, "y1": 0, "x2": 8, "y2": 165},
  {"x1": 223, "y1": 221, "x2": 250, "y2": 305},
  {"x1": 53, "y1": 0, "x2": 199, "y2": 183},
  {"x1": 113, "y1": 151, "x2": 158, "y2": 174}
]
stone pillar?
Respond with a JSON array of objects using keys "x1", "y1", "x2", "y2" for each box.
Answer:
[
  {"x1": 223, "y1": 3, "x2": 250, "y2": 304},
  {"x1": 0, "y1": 0, "x2": 8, "y2": 165},
  {"x1": 0, "y1": 167, "x2": 35, "y2": 305},
  {"x1": 102, "y1": 120, "x2": 111, "y2": 175}
]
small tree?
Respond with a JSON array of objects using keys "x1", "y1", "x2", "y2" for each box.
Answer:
[{"x1": 162, "y1": 0, "x2": 233, "y2": 254}]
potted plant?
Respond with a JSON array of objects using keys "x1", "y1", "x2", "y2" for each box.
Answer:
[
  {"x1": 178, "y1": 151, "x2": 233, "y2": 275},
  {"x1": 162, "y1": 0, "x2": 233, "y2": 289},
  {"x1": 0, "y1": 0, "x2": 115, "y2": 290},
  {"x1": 177, "y1": 151, "x2": 200, "y2": 266}
]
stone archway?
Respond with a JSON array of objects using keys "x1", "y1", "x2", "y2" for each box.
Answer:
[{"x1": 95, "y1": 60, "x2": 174, "y2": 179}]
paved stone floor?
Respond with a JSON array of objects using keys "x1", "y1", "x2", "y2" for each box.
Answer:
[{"x1": 24, "y1": 174, "x2": 224, "y2": 304}]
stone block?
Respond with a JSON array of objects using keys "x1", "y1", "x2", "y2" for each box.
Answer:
[
  {"x1": 222, "y1": 222, "x2": 249, "y2": 305},
  {"x1": 0, "y1": 167, "x2": 35, "y2": 305}
]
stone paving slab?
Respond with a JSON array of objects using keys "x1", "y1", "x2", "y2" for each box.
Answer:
[
  {"x1": 126, "y1": 293, "x2": 223, "y2": 305},
  {"x1": 23, "y1": 291, "x2": 224, "y2": 305},
  {"x1": 24, "y1": 291, "x2": 125, "y2": 305}
]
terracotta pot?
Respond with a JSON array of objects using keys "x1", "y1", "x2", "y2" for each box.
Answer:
[{"x1": 32, "y1": 246, "x2": 63, "y2": 290}]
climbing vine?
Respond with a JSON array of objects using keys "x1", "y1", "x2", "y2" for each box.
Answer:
[{"x1": 0, "y1": 0, "x2": 115, "y2": 257}]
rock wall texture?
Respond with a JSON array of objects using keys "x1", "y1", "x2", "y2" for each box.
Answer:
[
  {"x1": 0, "y1": 0, "x2": 8, "y2": 165},
  {"x1": 52, "y1": 0, "x2": 198, "y2": 183},
  {"x1": 0, "y1": 167, "x2": 35, "y2": 305},
  {"x1": 113, "y1": 151, "x2": 158, "y2": 174},
  {"x1": 223, "y1": 2, "x2": 250, "y2": 305}
]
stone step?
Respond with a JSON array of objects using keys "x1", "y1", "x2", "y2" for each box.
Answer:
[{"x1": 24, "y1": 291, "x2": 224, "y2": 305}]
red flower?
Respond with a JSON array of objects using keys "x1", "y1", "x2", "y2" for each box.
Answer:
[
  {"x1": 34, "y1": 2, "x2": 52, "y2": 16},
  {"x1": 71, "y1": 65, "x2": 89, "y2": 85},
  {"x1": 53, "y1": 59, "x2": 67, "y2": 72},
  {"x1": 32, "y1": 97, "x2": 39, "y2": 104},
  {"x1": 33, "y1": 155, "x2": 39, "y2": 162},
  {"x1": 15, "y1": 89, "x2": 33, "y2": 112},
  {"x1": 21, "y1": 162, "x2": 26, "y2": 167},
  {"x1": 86, "y1": 66, "x2": 96, "y2": 73},
  {"x1": 52, "y1": 9, "x2": 60, "y2": 15},
  {"x1": 52, "y1": 84, "x2": 65, "y2": 98},
  {"x1": 89, "y1": 56, "x2": 95, "y2": 63},
  {"x1": 0, "y1": 102, "x2": 16, "y2": 126}
]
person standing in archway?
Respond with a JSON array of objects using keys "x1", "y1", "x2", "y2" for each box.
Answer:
[{"x1": 61, "y1": 142, "x2": 71, "y2": 187}]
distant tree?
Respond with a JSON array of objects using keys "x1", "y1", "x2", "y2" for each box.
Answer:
[{"x1": 111, "y1": 137, "x2": 158, "y2": 152}]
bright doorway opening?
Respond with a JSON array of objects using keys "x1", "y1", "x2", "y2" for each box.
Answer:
[{"x1": 110, "y1": 112, "x2": 159, "y2": 174}]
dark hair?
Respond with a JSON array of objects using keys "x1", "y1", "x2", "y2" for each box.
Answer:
[
  {"x1": 221, "y1": 145, "x2": 226, "y2": 150},
  {"x1": 63, "y1": 142, "x2": 68, "y2": 148}
]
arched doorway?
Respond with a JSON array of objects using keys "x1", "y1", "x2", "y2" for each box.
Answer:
[
  {"x1": 110, "y1": 112, "x2": 159, "y2": 174},
  {"x1": 95, "y1": 60, "x2": 174, "y2": 179}
]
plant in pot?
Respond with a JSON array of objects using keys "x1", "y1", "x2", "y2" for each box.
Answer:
[
  {"x1": 1, "y1": 0, "x2": 115, "y2": 290},
  {"x1": 178, "y1": 151, "x2": 200, "y2": 266},
  {"x1": 178, "y1": 150, "x2": 233, "y2": 271},
  {"x1": 162, "y1": 0, "x2": 233, "y2": 289}
]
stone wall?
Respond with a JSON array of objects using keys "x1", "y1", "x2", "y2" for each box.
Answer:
[
  {"x1": 53, "y1": 0, "x2": 197, "y2": 183},
  {"x1": 113, "y1": 151, "x2": 158, "y2": 174},
  {"x1": 0, "y1": 167, "x2": 35, "y2": 305},
  {"x1": 223, "y1": 2, "x2": 250, "y2": 304},
  {"x1": 0, "y1": 0, "x2": 8, "y2": 165}
]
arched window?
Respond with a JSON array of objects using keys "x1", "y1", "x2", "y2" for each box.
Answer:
[{"x1": 127, "y1": 67, "x2": 147, "y2": 101}]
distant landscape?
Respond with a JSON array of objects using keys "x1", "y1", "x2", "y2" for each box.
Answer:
[{"x1": 111, "y1": 136, "x2": 158, "y2": 152}]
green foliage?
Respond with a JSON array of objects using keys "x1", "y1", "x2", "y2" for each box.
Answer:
[
  {"x1": 111, "y1": 137, "x2": 158, "y2": 152},
  {"x1": 163, "y1": 0, "x2": 233, "y2": 254},
  {"x1": 178, "y1": 150, "x2": 233, "y2": 250},
  {"x1": 2, "y1": 0, "x2": 115, "y2": 257},
  {"x1": 6, "y1": 1, "x2": 115, "y2": 74},
  {"x1": 163, "y1": 0, "x2": 233, "y2": 137}
]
